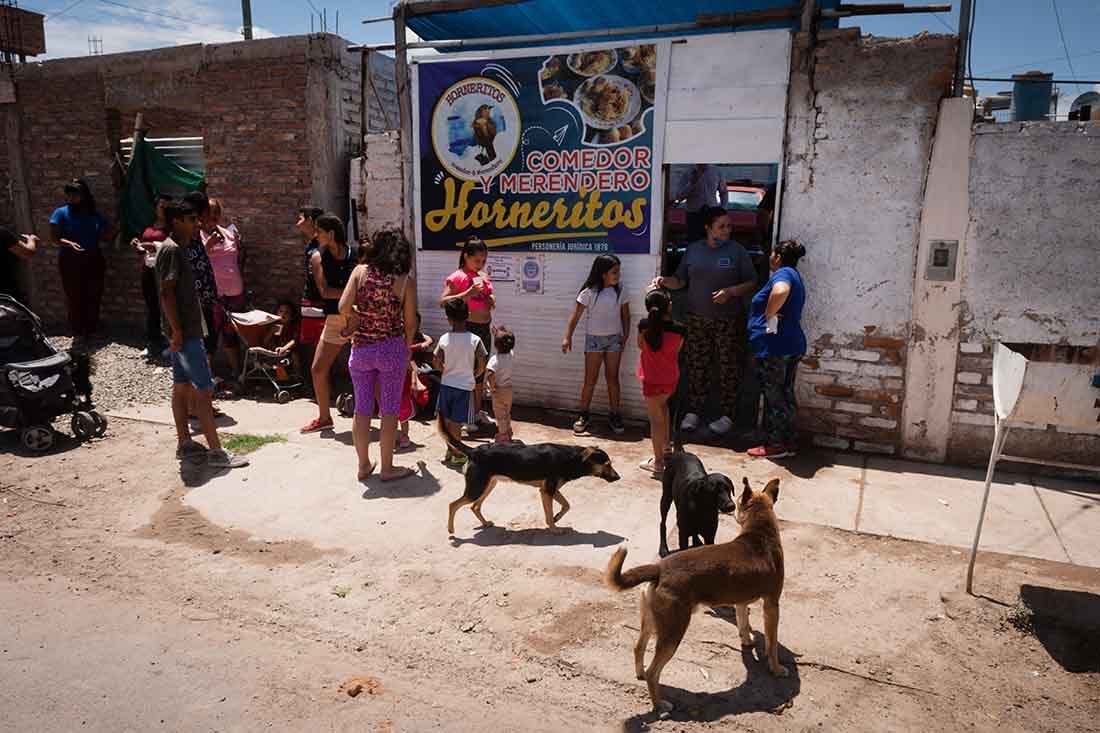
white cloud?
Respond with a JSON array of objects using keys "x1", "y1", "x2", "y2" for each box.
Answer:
[{"x1": 39, "y1": 0, "x2": 275, "y2": 60}]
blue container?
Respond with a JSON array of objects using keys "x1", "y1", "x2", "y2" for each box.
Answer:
[
  {"x1": 1010, "y1": 72, "x2": 1053, "y2": 122},
  {"x1": 447, "y1": 115, "x2": 470, "y2": 155}
]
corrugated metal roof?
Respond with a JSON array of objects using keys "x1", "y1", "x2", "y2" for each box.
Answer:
[{"x1": 406, "y1": 0, "x2": 840, "y2": 47}]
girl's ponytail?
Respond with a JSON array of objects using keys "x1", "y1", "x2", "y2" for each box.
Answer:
[{"x1": 643, "y1": 288, "x2": 671, "y2": 351}]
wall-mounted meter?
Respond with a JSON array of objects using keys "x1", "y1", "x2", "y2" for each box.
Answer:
[{"x1": 925, "y1": 240, "x2": 958, "y2": 281}]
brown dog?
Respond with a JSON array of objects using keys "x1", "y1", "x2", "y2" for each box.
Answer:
[{"x1": 605, "y1": 477, "x2": 787, "y2": 712}]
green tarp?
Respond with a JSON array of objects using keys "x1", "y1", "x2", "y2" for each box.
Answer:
[{"x1": 120, "y1": 137, "x2": 205, "y2": 239}]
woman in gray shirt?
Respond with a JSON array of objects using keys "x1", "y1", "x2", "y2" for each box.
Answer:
[{"x1": 653, "y1": 206, "x2": 756, "y2": 436}]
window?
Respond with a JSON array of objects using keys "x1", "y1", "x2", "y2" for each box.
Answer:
[{"x1": 120, "y1": 136, "x2": 205, "y2": 175}]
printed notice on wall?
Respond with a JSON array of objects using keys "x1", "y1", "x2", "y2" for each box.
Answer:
[
  {"x1": 486, "y1": 254, "x2": 515, "y2": 282},
  {"x1": 518, "y1": 255, "x2": 545, "y2": 295},
  {"x1": 414, "y1": 43, "x2": 663, "y2": 254}
]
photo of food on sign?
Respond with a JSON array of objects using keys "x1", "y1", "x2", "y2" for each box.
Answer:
[
  {"x1": 539, "y1": 44, "x2": 657, "y2": 145},
  {"x1": 417, "y1": 43, "x2": 661, "y2": 254}
]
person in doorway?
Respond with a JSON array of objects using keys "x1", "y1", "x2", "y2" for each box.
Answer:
[
  {"x1": 652, "y1": 206, "x2": 757, "y2": 437},
  {"x1": 300, "y1": 214, "x2": 353, "y2": 434},
  {"x1": 636, "y1": 287, "x2": 686, "y2": 477},
  {"x1": 440, "y1": 237, "x2": 495, "y2": 434},
  {"x1": 297, "y1": 206, "x2": 325, "y2": 359},
  {"x1": 49, "y1": 178, "x2": 117, "y2": 348},
  {"x1": 561, "y1": 254, "x2": 630, "y2": 435},
  {"x1": 202, "y1": 197, "x2": 247, "y2": 377},
  {"x1": 154, "y1": 199, "x2": 247, "y2": 469},
  {"x1": 0, "y1": 226, "x2": 38, "y2": 305},
  {"x1": 339, "y1": 227, "x2": 417, "y2": 481},
  {"x1": 747, "y1": 239, "x2": 807, "y2": 459},
  {"x1": 487, "y1": 326, "x2": 516, "y2": 443},
  {"x1": 434, "y1": 298, "x2": 488, "y2": 467},
  {"x1": 675, "y1": 164, "x2": 725, "y2": 243},
  {"x1": 132, "y1": 193, "x2": 171, "y2": 360}
]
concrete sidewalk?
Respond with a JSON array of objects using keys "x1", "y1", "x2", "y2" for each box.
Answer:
[{"x1": 109, "y1": 399, "x2": 1100, "y2": 568}]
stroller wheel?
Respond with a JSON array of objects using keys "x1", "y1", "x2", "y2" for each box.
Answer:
[
  {"x1": 276, "y1": 389, "x2": 292, "y2": 404},
  {"x1": 21, "y1": 425, "x2": 54, "y2": 452},
  {"x1": 90, "y1": 411, "x2": 108, "y2": 438},
  {"x1": 337, "y1": 392, "x2": 355, "y2": 418},
  {"x1": 72, "y1": 411, "x2": 96, "y2": 441}
]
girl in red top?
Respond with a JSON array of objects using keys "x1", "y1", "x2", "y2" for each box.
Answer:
[
  {"x1": 439, "y1": 237, "x2": 495, "y2": 432},
  {"x1": 637, "y1": 288, "x2": 686, "y2": 476}
]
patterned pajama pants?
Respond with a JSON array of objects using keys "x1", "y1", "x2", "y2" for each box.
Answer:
[
  {"x1": 757, "y1": 355, "x2": 801, "y2": 446},
  {"x1": 682, "y1": 313, "x2": 747, "y2": 419}
]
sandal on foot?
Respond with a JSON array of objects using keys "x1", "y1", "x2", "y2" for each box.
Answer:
[
  {"x1": 358, "y1": 463, "x2": 375, "y2": 481},
  {"x1": 300, "y1": 417, "x2": 334, "y2": 434},
  {"x1": 639, "y1": 458, "x2": 664, "y2": 477},
  {"x1": 380, "y1": 466, "x2": 415, "y2": 482}
]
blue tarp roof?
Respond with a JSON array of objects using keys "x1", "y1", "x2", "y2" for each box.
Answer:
[{"x1": 406, "y1": 0, "x2": 840, "y2": 48}]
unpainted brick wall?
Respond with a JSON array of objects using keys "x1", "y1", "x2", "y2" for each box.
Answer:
[
  {"x1": 780, "y1": 30, "x2": 956, "y2": 455},
  {"x1": 355, "y1": 131, "x2": 403, "y2": 237},
  {"x1": 6, "y1": 35, "x2": 396, "y2": 333}
]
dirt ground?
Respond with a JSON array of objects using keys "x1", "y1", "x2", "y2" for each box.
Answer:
[{"x1": 1, "y1": 415, "x2": 1099, "y2": 732}]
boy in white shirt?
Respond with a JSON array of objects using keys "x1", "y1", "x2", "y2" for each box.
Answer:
[
  {"x1": 434, "y1": 299, "x2": 487, "y2": 465},
  {"x1": 487, "y1": 326, "x2": 516, "y2": 443}
]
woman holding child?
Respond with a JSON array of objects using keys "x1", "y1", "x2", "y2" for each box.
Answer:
[
  {"x1": 339, "y1": 228, "x2": 417, "y2": 482},
  {"x1": 440, "y1": 238, "x2": 495, "y2": 433}
]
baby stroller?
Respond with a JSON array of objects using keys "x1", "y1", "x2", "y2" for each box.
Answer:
[
  {"x1": 0, "y1": 294, "x2": 106, "y2": 451},
  {"x1": 231, "y1": 310, "x2": 305, "y2": 403}
]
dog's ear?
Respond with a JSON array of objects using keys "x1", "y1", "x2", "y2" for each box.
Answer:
[
  {"x1": 580, "y1": 447, "x2": 596, "y2": 462},
  {"x1": 740, "y1": 477, "x2": 753, "y2": 507},
  {"x1": 764, "y1": 478, "x2": 780, "y2": 504}
]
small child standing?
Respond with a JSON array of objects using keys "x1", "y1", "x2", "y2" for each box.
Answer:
[
  {"x1": 434, "y1": 299, "x2": 488, "y2": 465},
  {"x1": 487, "y1": 326, "x2": 516, "y2": 443},
  {"x1": 397, "y1": 318, "x2": 434, "y2": 451},
  {"x1": 637, "y1": 288, "x2": 686, "y2": 477}
]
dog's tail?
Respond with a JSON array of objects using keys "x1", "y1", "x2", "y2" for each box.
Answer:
[
  {"x1": 604, "y1": 546, "x2": 660, "y2": 591},
  {"x1": 437, "y1": 413, "x2": 474, "y2": 459}
]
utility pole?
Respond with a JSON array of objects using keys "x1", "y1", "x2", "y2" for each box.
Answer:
[
  {"x1": 954, "y1": 0, "x2": 972, "y2": 96},
  {"x1": 241, "y1": 0, "x2": 253, "y2": 40}
]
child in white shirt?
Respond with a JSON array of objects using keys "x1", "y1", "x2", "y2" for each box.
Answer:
[
  {"x1": 487, "y1": 326, "x2": 516, "y2": 443},
  {"x1": 434, "y1": 299, "x2": 487, "y2": 465}
]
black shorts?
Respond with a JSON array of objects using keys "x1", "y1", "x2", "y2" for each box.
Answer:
[{"x1": 467, "y1": 321, "x2": 492, "y2": 385}]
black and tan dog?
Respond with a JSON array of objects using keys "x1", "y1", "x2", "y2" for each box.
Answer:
[
  {"x1": 659, "y1": 448, "x2": 736, "y2": 557},
  {"x1": 606, "y1": 477, "x2": 787, "y2": 712},
  {"x1": 440, "y1": 415, "x2": 621, "y2": 535}
]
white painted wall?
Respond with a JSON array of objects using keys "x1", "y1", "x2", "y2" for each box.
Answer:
[{"x1": 964, "y1": 121, "x2": 1100, "y2": 344}]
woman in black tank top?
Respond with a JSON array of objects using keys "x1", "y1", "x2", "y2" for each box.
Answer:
[{"x1": 300, "y1": 214, "x2": 352, "y2": 434}]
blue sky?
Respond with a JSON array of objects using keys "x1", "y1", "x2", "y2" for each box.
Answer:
[{"x1": 23, "y1": 0, "x2": 1100, "y2": 106}]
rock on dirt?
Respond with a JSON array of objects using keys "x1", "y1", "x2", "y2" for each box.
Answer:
[{"x1": 341, "y1": 676, "x2": 383, "y2": 698}]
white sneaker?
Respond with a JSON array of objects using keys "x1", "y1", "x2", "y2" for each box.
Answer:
[
  {"x1": 708, "y1": 416, "x2": 734, "y2": 436},
  {"x1": 476, "y1": 410, "x2": 496, "y2": 425},
  {"x1": 680, "y1": 412, "x2": 700, "y2": 432},
  {"x1": 462, "y1": 423, "x2": 478, "y2": 437},
  {"x1": 207, "y1": 449, "x2": 249, "y2": 469}
]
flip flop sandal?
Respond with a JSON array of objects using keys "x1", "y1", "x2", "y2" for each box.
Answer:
[{"x1": 380, "y1": 466, "x2": 415, "y2": 482}]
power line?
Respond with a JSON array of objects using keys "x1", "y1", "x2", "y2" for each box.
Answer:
[
  {"x1": 44, "y1": 0, "x2": 88, "y2": 21},
  {"x1": 930, "y1": 12, "x2": 955, "y2": 34},
  {"x1": 979, "y1": 47, "x2": 1100, "y2": 76},
  {"x1": 94, "y1": 0, "x2": 237, "y2": 33},
  {"x1": 1051, "y1": 0, "x2": 1082, "y2": 91}
]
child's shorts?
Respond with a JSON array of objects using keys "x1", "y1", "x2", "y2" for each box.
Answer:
[
  {"x1": 585, "y1": 333, "x2": 622, "y2": 353},
  {"x1": 642, "y1": 382, "x2": 676, "y2": 398},
  {"x1": 437, "y1": 384, "x2": 474, "y2": 424}
]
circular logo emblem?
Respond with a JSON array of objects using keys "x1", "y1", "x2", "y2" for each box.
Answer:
[
  {"x1": 431, "y1": 76, "x2": 521, "y2": 182},
  {"x1": 523, "y1": 259, "x2": 540, "y2": 278}
]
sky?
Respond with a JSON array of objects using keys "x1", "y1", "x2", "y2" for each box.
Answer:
[{"x1": 20, "y1": 0, "x2": 1100, "y2": 110}]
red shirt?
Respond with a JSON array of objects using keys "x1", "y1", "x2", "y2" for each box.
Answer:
[
  {"x1": 636, "y1": 319, "x2": 686, "y2": 386},
  {"x1": 445, "y1": 268, "x2": 493, "y2": 312}
]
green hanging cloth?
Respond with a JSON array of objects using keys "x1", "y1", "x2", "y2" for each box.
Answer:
[{"x1": 120, "y1": 137, "x2": 205, "y2": 240}]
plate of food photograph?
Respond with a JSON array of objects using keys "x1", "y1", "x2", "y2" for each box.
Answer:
[
  {"x1": 620, "y1": 44, "x2": 657, "y2": 74},
  {"x1": 574, "y1": 74, "x2": 641, "y2": 131},
  {"x1": 566, "y1": 49, "x2": 618, "y2": 77}
]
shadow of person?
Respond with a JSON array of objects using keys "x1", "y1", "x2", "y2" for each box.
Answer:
[
  {"x1": 179, "y1": 459, "x2": 229, "y2": 488},
  {"x1": 620, "y1": 635, "x2": 801, "y2": 730},
  {"x1": 361, "y1": 461, "x2": 440, "y2": 499},
  {"x1": 1019, "y1": 584, "x2": 1100, "y2": 673},
  {"x1": 449, "y1": 525, "x2": 625, "y2": 549},
  {"x1": 188, "y1": 414, "x2": 239, "y2": 436}
]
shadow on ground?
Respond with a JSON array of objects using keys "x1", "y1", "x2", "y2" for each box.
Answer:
[
  {"x1": 361, "y1": 461, "x2": 441, "y2": 499},
  {"x1": 450, "y1": 525, "x2": 625, "y2": 548},
  {"x1": 621, "y1": 637, "x2": 801, "y2": 730},
  {"x1": 1020, "y1": 584, "x2": 1100, "y2": 673}
]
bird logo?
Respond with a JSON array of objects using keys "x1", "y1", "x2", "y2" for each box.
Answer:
[{"x1": 472, "y1": 104, "x2": 498, "y2": 165}]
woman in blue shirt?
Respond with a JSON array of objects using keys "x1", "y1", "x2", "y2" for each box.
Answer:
[
  {"x1": 49, "y1": 179, "x2": 117, "y2": 347},
  {"x1": 747, "y1": 240, "x2": 807, "y2": 459}
]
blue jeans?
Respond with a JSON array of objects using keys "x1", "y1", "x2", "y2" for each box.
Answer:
[{"x1": 171, "y1": 337, "x2": 215, "y2": 391}]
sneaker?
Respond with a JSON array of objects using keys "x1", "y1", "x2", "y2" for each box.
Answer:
[
  {"x1": 175, "y1": 440, "x2": 208, "y2": 460},
  {"x1": 573, "y1": 413, "x2": 590, "y2": 434},
  {"x1": 300, "y1": 417, "x2": 333, "y2": 434},
  {"x1": 708, "y1": 416, "x2": 734, "y2": 436},
  {"x1": 680, "y1": 412, "x2": 700, "y2": 432},
  {"x1": 608, "y1": 413, "x2": 625, "y2": 435},
  {"x1": 476, "y1": 410, "x2": 496, "y2": 426},
  {"x1": 461, "y1": 423, "x2": 478, "y2": 437},
  {"x1": 207, "y1": 448, "x2": 250, "y2": 468},
  {"x1": 747, "y1": 444, "x2": 794, "y2": 459}
]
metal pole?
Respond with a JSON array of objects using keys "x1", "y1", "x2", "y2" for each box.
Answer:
[
  {"x1": 241, "y1": 0, "x2": 253, "y2": 40},
  {"x1": 965, "y1": 416, "x2": 1008, "y2": 595},
  {"x1": 954, "y1": 0, "x2": 973, "y2": 96}
]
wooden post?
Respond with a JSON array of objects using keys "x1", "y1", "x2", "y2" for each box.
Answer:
[
  {"x1": 800, "y1": 0, "x2": 816, "y2": 33},
  {"x1": 394, "y1": 5, "x2": 416, "y2": 276},
  {"x1": 4, "y1": 100, "x2": 36, "y2": 305}
]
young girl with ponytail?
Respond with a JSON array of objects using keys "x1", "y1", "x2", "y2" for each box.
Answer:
[{"x1": 636, "y1": 288, "x2": 686, "y2": 477}]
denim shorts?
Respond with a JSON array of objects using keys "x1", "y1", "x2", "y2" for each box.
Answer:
[
  {"x1": 171, "y1": 337, "x2": 215, "y2": 391},
  {"x1": 585, "y1": 333, "x2": 622, "y2": 353}
]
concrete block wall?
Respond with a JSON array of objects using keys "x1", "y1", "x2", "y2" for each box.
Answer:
[
  {"x1": 4, "y1": 34, "x2": 397, "y2": 333},
  {"x1": 356, "y1": 131, "x2": 403, "y2": 237},
  {"x1": 780, "y1": 30, "x2": 956, "y2": 454}
]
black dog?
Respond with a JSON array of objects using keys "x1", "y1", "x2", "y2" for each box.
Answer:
[
  {"x1": 659, "y1": 449, "x2": 736, "y2": 557},
  {"x1": 440, "y1": 415, "x2": 621, "y2": 535}
]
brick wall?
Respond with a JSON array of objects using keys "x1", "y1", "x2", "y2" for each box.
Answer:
[
  {"x1": 779, "y1": 30, "x2": 956, "y2": 455},
  {"x1": 355, "y1": 131, "x2": 403, "y2": 237},
  {"x1": 5, "y1": 34, "x2": 397, "y2": 333}
]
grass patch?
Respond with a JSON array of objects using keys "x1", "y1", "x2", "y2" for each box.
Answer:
[{"x1": 221, "y1": 433, "x2": 287, "y2": 455}]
